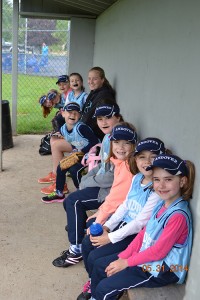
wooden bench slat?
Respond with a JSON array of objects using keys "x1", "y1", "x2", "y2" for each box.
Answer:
[{"x1": 127, "y1": 284, "x2": 185, "y2": 300}]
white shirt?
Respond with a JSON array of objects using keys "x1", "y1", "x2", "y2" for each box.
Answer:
[{"x1": 104, "y1": 176, "x2": 161, "y2": 244}]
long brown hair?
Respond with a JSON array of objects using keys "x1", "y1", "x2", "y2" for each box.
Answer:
[
  {"x1": 39, "y1": 89, "x2": 61, "y2": 118},
  {"x1": 181, "y1": 160, "x2": 195, "y2": 200}
]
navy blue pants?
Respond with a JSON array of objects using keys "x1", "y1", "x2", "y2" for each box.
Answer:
[
  {"x1": 63, "y1": 187, "x2": 102, "y2": 245},
  {"x1": 56, "y1": 163, "x2": 85, "y2": 190},
  {"x1": 82, "y1": 232, "x2": 136, "y2": 277},
  {"x1": 91, "y1": 254, "x2": 179, "y2": 299}
]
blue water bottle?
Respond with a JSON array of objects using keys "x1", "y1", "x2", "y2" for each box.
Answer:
[{"x1": 90, "y1": 222, "x2": 103, "y2": 237}]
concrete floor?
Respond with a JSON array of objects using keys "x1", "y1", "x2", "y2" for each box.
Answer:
[{"x1": 0, "y1": 135, "x2": 88, "y2": 300}]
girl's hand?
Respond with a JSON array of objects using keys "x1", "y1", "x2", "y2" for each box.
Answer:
[
  {"x1": 86, "y1": 211, "x2": 99, "y2": 235},
  {"x1": 105, "y1": 259, "x2": 128, "y2": 277},
  {"x1": 86, "y1": 227, "x2": 90, "y2": 235},
  {"x1": 86, "y1": 210, "x2": 99, "y2": 222},
  {"x1": 89, "y1": 229, "x2": 110, "y2": 247},
  {"x1": 51, "y1": 132, "x2": 61, "y2": 138}
]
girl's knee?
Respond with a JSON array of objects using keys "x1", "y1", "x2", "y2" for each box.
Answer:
[
  {"x1": 64, "y1": 192, "x2": 78, "y2": 210},
  {"x1": 93, "y1": 256, "x2": 106, "y2": 274},
  {"x1": 63, "y1": 197, "x2": 68, "y2": 210},
  {"x1": 95, "y1": 280, "x2": 111, "y2": 300},
  {"x1": 82, "y1": 234, "x2": 91, "y2": 249}
]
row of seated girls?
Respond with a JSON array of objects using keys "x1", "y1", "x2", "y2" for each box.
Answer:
[
  {"x1": 39, "y1": 73, "x2": 87, "y2": 132},
  {"x1": 37, "y1": 67, "x2": 195, "y2": 300}
]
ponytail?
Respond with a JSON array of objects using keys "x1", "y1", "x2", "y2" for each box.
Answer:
[
  {"x1": 42, "y1": 105, "x2": 53, "y2": 118},
  {"x1": 181, "y1": 160, "x2": 195, "y2": 200}
]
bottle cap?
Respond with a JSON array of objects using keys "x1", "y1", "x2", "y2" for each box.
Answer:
[{"x1": 90, "y1": 222, "x2": 103, "y2": 236}]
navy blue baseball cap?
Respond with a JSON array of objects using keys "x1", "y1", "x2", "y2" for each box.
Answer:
[
  {"x1": 134, "y1": 138, "x2": 166, "y2": 156},
  {"x1": 47, "y1": 91, "x2": 57, "y2": 100},
  {"x1": 63, "y1": 102, "x2": 81, "y2": 113},
  {"x1": 146, "y1": 154, "x2": 188, "y2": 176},
  {"x1": 110, "y1": 125, "x2": 137, "y2": 144},
  {"x1": 39, "y1": 95, "x2": 47, "y2": 106},
  {"x1": 56, "y1": 75, "x2": 69, "y2": 84},
  {"x1": 93, "y1": 104, "x2": 120, "y2": 118}
]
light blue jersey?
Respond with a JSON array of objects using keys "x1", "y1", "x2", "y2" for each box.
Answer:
[
  {"x1": 67, "y1": 91, "x2": 88, "y2": 110},
  {"x1": 123, "y1": 173, "x2": 153, "y2": 224},
  {"x1": 139, "y1": 197, "x2": 192, "y2": 283},
  {"x1": 60, "y1": 121, "x2": 89, "y2": 150},
  {"x1": 96, "y1": 134, "x2": 111, "y2": 175}
]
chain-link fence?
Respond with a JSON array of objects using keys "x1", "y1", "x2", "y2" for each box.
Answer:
[{"x1": 2, "y1": 0, "x2": 70, "y2": 134}]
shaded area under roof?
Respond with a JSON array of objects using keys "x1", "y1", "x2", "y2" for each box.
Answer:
[{"x1": 20, "y1": 0, "x2": 119, "y2": 19}]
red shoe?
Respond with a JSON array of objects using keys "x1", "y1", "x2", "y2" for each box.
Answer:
[
  {"x1": 38, "y1": 172, "x2": 56, "y2": 184},
  {"x1": 41, "y1": 183, "x2": 69, "y2": 195}
]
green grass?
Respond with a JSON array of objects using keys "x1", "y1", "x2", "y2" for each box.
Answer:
[{"x1": 2, "y1": 73, "x2": 59, "y2": 134}]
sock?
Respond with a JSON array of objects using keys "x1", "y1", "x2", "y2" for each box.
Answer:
[
  {"x1": 69, "y1": 244, "x2": 82, "y2": 254},
  {"x1": 56, "y1": 189, "x2": 64, "y2": 196}
]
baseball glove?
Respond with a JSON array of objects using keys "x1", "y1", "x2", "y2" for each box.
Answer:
[{"x1": 60, "y1": 151, "x2": 84, "y2": 170}]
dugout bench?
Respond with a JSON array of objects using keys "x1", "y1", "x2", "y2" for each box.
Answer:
[{"x1": 127, "y1": 284, "x2": 185, "y2": 300}]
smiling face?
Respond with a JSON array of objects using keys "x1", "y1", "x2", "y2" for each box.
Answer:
[
  {"x1": 70, "y1": 75, "x2": 83, "y2": 92},
  {"x1": 97, "y1": 115, "x2": 120, "y2": 135},
  {"x1": 135, "y1": 150, "x2": 157, "y2": 178},
  {"x1": 153, "y1": 168, "x2": 187, "y2": 207},
  {"x1": 58, "y1": 81, "x2": 70, "y2": 94},
  {"x1": 112, "y1": 140, "x2": 133, "y2": 160},
  {"x1": 88, "y1": 70, "x2": 104, "y2": 91},
  {"x1": 62, "y1": 110, "x2": 80, "y2": 128},
  {"x1": 43, "y1": 99, "x2": 53, "y2": 108}
]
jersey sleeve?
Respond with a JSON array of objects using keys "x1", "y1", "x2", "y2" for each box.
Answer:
[
  {"x1": 125, "y1": 213, "x2": 188, "y2": 267},
  {"x1": 118, "y1": 228, "x2": 145, "y2": 259},
  {"x1": 109, "y1": 192, "x2": 160, "y2": 243}
]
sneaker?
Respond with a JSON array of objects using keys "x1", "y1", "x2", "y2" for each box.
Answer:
[
  {"x1": 38, "y1": 172, "x2": 56, "y2": 184},
  {"x1": 41, "y1": 192, "x2": 65, "y2": 203},
  {"x1": 83, "y1": 280, "x2": 91, "y2": 293},
  {"x1": 77, "y1": 291, "x2": 91, "y2": 300},
  {"x1": 77, "y1": 280, "x2": 91, "y2": 300},
  {"x1": 40, "y1": 183, "x2": 69, "y2": 195},
  {"x1": 52, "y1": 249, "x2": 83, "y2": 267},
  {"x1": 41, "y1": 182, "x2": 56, "y2": 195}
]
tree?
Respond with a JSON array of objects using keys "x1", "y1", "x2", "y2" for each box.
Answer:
[
  {"x1": 2, "y1": 0, "x2": 13, "y2": 42},
  {"x1": 52, "y1": 20, "x2": 69, "y2": 46},
  {"x1": 27, "y1": 19, "x2": 59, "y2": 49}
]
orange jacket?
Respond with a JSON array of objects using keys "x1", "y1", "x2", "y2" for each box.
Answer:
[{"x1": 95, "y1": 157, "x2": 133, "y2": 224}]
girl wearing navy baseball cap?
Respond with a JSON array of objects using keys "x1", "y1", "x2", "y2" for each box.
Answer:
[
  {"x1": 39, "y1": 89, "x2": 61, "y2": 118},
  {"x1": 52, "y1": 114, "x2": 137, "y2": 269},
  {"x1": 81, "y1": 67, "x2": 116, "y2": 140},
  {"x1": 77, "y1": 137, "x2": 169, "y2": 300},
  {"x1": 89, "y1": 154, "x2": 195, "y2": 300},
  {"x1": 38, "y1": 102, "x2": 99, "y2": 196}
]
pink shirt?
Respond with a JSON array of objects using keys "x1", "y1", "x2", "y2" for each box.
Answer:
[
  {"x1": 95, "y1": 157, "x2": 133, "y2": 225},
  {"x1": 118, "y1": 205, "x2": 188, "y2": 267}
]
